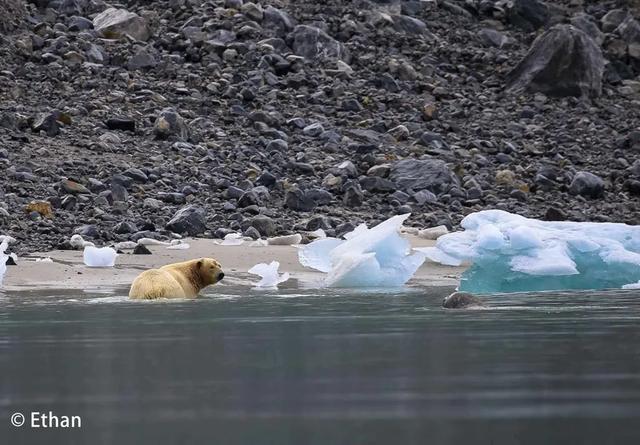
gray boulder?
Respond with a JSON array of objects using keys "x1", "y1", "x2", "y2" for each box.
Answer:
[
  {"x1": 250, "y1": 215, "x2": 276, "y2": 237},
  {"x1": 506, "y1": 25, "x2": 604, "y2": 98},
  {"x1": 166, "y1": 205, "x2": 206, "y2": 236},
  {"x1": 390, "y1": 159, "x2": 459, "y2": 195},
  {"x1": 93, "y1": 8, "x2": 150, "y2": 41},
  {"x1": 569, "y1": 171, "x2": 605, "y2": 198},
  {"x1": 285, "y1": 187, "x2": 316, "y2": 211},
  {"x1": 290, "y1": 25, "x2": 348, "y2": 61},
  {"x1": 154, "y1": 108, "x2": 190, "y2": 141}
]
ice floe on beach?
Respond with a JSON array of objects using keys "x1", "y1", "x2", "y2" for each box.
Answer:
[
  {"x1": 83, "y1": 246, "x2": 117, "y2": 267},
  {"x1": 0, "y1": 237, "x2": 8, "y2": 286},
  {"x1": 298, "y1": 214, "x2": 425, "y2": 287},
  {"x1": 248, "y1": 261, "x2": 290, "y2": 288},
  {"x1": 417, "y1": 210, "x2": 640, "y2": 293}
]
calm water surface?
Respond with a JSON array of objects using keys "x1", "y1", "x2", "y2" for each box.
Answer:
[{"x1": 2, "y1": 284, "x2": 640, "y2": 444}]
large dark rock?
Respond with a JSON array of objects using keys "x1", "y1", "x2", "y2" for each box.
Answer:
[
  {"x1": 389, "y1": 159, "x2": 459, "y2": 194},
  {"x1": 569, "y1": 171, "x2": 605, "y2": 198},
  {"x1": 506, "y1": 25, "x2": 604, "y2": 98},
  {"x1": 290, "y1": 25, "x2": 348, "y2": 61},
  {"x1": 166, "y1": 205, "x2": 206, "y2": 236},
  {"x1": 285, "y1": 187, "x2": 316, "y2": 211},
  {"x1": 506, "y1": 0, "x2": 549, "y2": 32}
]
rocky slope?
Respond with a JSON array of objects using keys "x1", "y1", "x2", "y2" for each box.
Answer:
[{"x1": 1, "y1": 0, "x2": 639, "y2": 253}]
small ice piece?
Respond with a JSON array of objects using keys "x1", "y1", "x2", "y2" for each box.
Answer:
[
  {"x1": 137, "y1": 238, "x2": 171, "y2": 246},
  {"x1": 35, "y1": 257, "x2": 53, "y2": 263},
  {"x1": 623, "y1": 281, "x2": 640, "y2": 290},
  {"x1": 0, "y1": 238, "x2": 8, "y2": 286},
  {"x1": 425, "y1": 209, "x2": 640, "y2": 293},
  {"x1": 307, "y1": 229, "x2": 326, "y2": 239},
  {"x1": 268, "y1": 234, "x2": 302, "y2": 246},
  {"x1": 220, "y1": 233, "x2": 244, "y2": 246},
  {"x1": 248, "y1": 261, "x2": 290, "y2": 288},
  {"x1": 298, "y1": 214, "x2": 426, "y2": 287},
  {"x1": 166, "y1": 241, "x2": 190, "y2": 250},
  {"x1": 70, "y1": 234, "x2": 95, "y2": 249},
  {"x1": 83, "y1": 246, "x2": 117, "y2": 267}
]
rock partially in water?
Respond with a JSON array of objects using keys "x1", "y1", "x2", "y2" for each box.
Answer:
[{"x1": 442, "y1": 292, "x2": 485, "y2": 309}]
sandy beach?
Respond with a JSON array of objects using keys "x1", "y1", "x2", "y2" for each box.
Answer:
[{"x1": 2, "y1": 235, "x2": 466, "y2": 292}]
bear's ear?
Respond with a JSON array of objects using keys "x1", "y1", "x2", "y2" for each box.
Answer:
[{"x1": 197, "y1": 259, "x2": 203, "y2": 268}]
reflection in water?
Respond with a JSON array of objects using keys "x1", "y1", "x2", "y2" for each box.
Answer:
[{"x1": 2, "y1": 286, "x2": 640, "y2": 444}]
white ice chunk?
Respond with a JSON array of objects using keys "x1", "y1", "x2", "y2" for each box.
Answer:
[
  {"x1": 248, "y1": 261, "x2": 290, "y2": 288},
  {"x1": 249, "y1": 239, "x2": 269, "y2": 247},
  {"x1": 70, "y1": 234, "x2": 95, "y2": 248},
  {"x1": 137, "y1": 238, "x2": 171, "y2": 246},
  {"x1": 0, "y1": 238, "x2": 8, "y2": 286},
  {"x1": 343, "y1": 223, "x2": 369, "y2": 240},
  {"x1": 83, "y1": 246, "x2": 117, "y2": 267},
  {"x1": 426, "y1": 209, "x2": 640, "y2": 293},
  {"x1": 307, "y1": 229, "x2": 327, "y2": 239},
  {"x1": 220, "y1": 233, "x2": 244, "y2": 246},
  {"x1": 298, "y1": 214, "x2": 426, "y2": 287},
  {"x1": 623, "y1": 281, "x2": 640, "y2": 289},
  {"x1": 166, "y1": 242, "x2": 190, "y2": 250},
  {"x1": 298, "y1": 238, "x2": 344, "y2": 273},
  {"x1": 268, "y1": 234, "x2": 302, "y2": 245}
]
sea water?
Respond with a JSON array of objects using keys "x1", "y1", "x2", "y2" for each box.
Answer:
[{"x1": 2, "y1": 285, "x2": 640, "y2": 444}]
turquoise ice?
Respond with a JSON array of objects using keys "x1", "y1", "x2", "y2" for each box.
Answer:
[{"x1": 417, "y1": 210, "x2": 640, "y2": 293}]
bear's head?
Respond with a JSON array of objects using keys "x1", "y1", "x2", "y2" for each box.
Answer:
[{"x1": 196, "y1": 258, "x2": 225, "y2": 286}]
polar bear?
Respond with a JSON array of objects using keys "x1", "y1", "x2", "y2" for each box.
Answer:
[{"x1": 129, "y1": 258, "x2": 224, "y2": 299}]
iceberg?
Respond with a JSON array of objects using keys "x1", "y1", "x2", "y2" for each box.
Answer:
[
  {"x1": 417, "y1": 210, "x2": 640, "y2": 293},
  {"x1": 298, "y1": 214, "x2": 426, "y2": 288},
  {"x1": 248, "y1": 261, "x2": 290, "y2": 288},
  {"x1": 83, "y1": 246, "x2": 117, "y2": 267}
]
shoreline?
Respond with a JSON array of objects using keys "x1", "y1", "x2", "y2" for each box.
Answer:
[{"x1": 2, "y1": 235, "x2": 465, "y2": 292}]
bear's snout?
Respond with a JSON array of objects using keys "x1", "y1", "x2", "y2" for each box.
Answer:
[{"x1": 217, "y1": 272, "x2": 225, "y2": 281}]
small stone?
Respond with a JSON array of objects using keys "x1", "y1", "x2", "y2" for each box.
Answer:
[
  {"x1": 25, "y1": 201, "x2": 53, "y2": 218},
  {"x1": 61, "y1": 179, "x2": 90, "y2": 194},
  {"x1": 154, "y1": 108, "x2": 190, "y2": 141},
  {"x1": 133, "y1": 244, "x2": 152, "y2": 255},
  {"x1": 106, "y1": 117, "x2": 135, "y2": 132}
]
